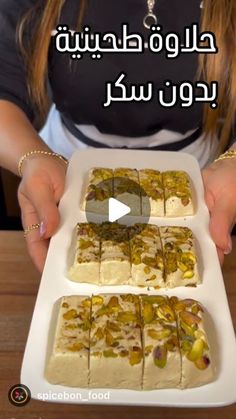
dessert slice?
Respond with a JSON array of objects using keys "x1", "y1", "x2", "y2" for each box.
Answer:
[
  {"x1": 89, "y1": 294, "x2": 143, "y2": 389},
  {"x1": 163, "y1": 171, "x2": 194, "y2": 217},
  {"x1": 100, "y1": 223, "x2": 131, "y2": 284},
  {"x1": 81, "y1": 167, "x2": 113, "y2": 214},
  {"x1": 139, "y1": 169, "x2": 164, "y2": 217},
  {"x1": 45, "y1": 295, "x2": 91, "y2": 387},
  {"x1": 141, "y1": 295, "x2": 181, "y2": 389},
  {"x1": 67, "y1": 223, "x2": 100, "y2": 284},
  {"x1": 160, "y1": 226, "x2": 200, "y2": 288},
  {"x1": 113, "y1": 168, "x2": 141, "y2": 216},
  {"x1": 170, "y1": 297, "x2": 214, "y2": 388},
  {"x1": 130, "y1": 224, "x2": 165, "y2": 288}
]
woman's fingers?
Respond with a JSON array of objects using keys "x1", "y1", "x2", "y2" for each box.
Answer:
[
  {"x1": 23, "y1": 179, "x2": 60, "y2": 239},
  {"x1": 216, "y1": 246, "x2": 225, "y2": 267},
  {"x1": 18, "y1": 191, "x2": 49, "y2": 272},
  {"x1": 16, "y1": 156, "x2": 67, "y2": 272},
  {"x1": 202, "y1": 165, "x2": 236, "y2": 264},
  {"x1": 18, "y1": 174, "x2": 61, "y2": 272},
  {"x1": 209, "y1": 198, "x2": 234, "y2": 256}
]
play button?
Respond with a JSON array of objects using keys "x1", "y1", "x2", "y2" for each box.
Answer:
[
  {"x1": 84, "y1": 176, "x2": 150, "y2": 241},
  {"x1": 108, "y1": 198, "x2": 130, "y2": 222}
]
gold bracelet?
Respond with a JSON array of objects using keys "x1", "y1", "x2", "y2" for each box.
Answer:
[
  {"x1": 18, "y1": 150, "x2": 68, "y2": 177},
  {"x1": 214, "y1": 150, "x2": 236, "y2": 164}
]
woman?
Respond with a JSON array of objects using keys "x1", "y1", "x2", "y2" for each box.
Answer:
[{"x1": 0, "y1": 0, "x2": 235, "y2": 272}]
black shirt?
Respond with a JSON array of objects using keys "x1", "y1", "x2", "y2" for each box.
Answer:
[{"x1": 0, "y1": 0, "x2": 203, "y2": 138}]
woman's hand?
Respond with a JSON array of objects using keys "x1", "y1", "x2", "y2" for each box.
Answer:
[
  {"x1": 18, "y1": 156, "x2": 67, "y2": 272},
  {"x1": 202, "y1": 158, "x2": 236, "y2": 265}
]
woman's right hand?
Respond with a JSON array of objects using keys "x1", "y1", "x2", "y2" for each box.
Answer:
[{"x1": 18, "y1": 155, "x2": 67, "y2": 272}]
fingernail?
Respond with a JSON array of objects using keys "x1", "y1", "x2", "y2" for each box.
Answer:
[
  {"x1": 224, "y1": 236, "x2": 232, "y2": 255},
  {"x1": 40, "y1": 221, "x2": 46, "y2": 237}
]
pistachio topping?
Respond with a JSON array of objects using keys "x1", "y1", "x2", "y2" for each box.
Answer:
[
  {"x1": 179, "y1": 311, "x2": 201, "y2": 326},
  {"x1": 67, "y1": 342, "x2": 85, "y2": 352},
  {"x1": 148, "y1": 328, "x2": 172, "y2": 340},
  {"x1": 103, "y1": 349, "x2": 118, "y2": 358},
  {"x1": 195, "y1": 355, "x2": 211, "y2": 370},
  {"x1": 163, "y1": 171, "x2": 192, "y2": 202},
  {"x1": 119, "y1": 349, "x2": 129, "y2": 357},
  {"x1": 92, "y1": 295, "x2": 104, "y2": 305},
  {"x1": 49, "y1": 294, "x2": 213, "y2": 389},
  {"x1": 129, "y1": 346, "x2": 142, "y2": 365},
  {"x1": 143, "y1": 302, "x2": 154, "y2": 324},
  {"x1": 63, "y1": 309, "x2": 78, "y2": 320},
  {"x1": 171, "y1": 297, "x2": 211, "y2": 371},
  {"x1": 186, "y1": 338, "x2": 204, "y2": 361},
  {"x1": 153, "y1": 344, "x2": 168, "y2": 368}
]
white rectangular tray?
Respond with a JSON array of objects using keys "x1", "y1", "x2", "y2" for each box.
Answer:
[{"x1": 21, "y1": 150, "x2": 236, "y2": 407}]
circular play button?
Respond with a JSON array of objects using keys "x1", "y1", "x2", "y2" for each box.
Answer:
[
  {"x1": 84, "y1": 176, "x2": 150, "y2": 241},
  {"x1": 108, "y1": 197, "x2": 131, "y2": 222}
]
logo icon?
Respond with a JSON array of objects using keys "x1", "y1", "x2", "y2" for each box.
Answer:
[{"x1": 8, "y1": 384, "x2": 31, "y2": 407}]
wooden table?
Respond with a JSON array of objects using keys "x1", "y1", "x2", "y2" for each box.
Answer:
[{"x1": 0, "y1": 232, "x2": 235, "y2": 419}]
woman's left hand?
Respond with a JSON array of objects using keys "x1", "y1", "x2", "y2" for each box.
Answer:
[{"x1": 202, "y1": 158, "x2": 236, "y2": 265}]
